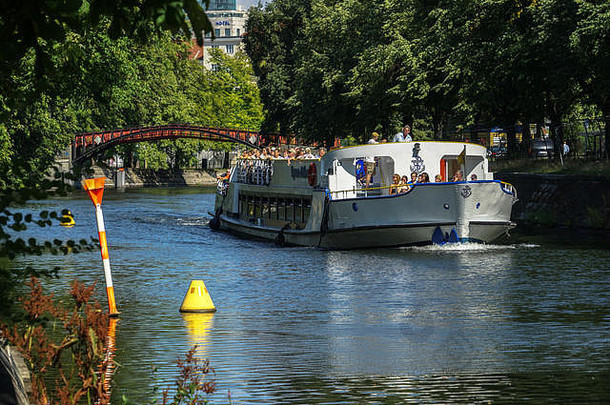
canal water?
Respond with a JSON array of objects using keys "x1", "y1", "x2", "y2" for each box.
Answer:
[{"x1": 16, "y1": 187, "x2": 610, "y2": 404}]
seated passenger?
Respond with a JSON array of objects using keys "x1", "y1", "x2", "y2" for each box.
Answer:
[
  {"x1": 217, "y1": 169, "x2": 231, "y2": 182},
  {"x1": 470, "y1": 174, "x2": 478, "y2": 181},
  {"x1": 410, "y1": 172, "x2": 418, "y2": 184},
  {"x1": 452, "y1": 170, "x2": 464, "y2": 182},
  {"x1": 389, "y1": 174, "x2": 400, "y2": 195},
  {"x1": 301, "y1": 147, "x2": 316, "y2": 159},
  {"x1": 398, "y1": 175, "x2": 410, "y2": 193},
  {"x1": 418, "y1": 172, "x2": 430, "y2": 183},
  {"x1": 435, "y1": 174, "x2": 442, "y2": 182},
  {"x1": 400, "y1": 172, "x2": 419, "y2": 192}
]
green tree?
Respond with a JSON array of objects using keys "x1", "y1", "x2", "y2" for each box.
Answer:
[
  {"x1": 571, "y1": 1, "x2": 610, "y2": 157},
  {"x1": 246, "y1": 0, "x2": 606, "y2": 154},
  {"x1": 294, "y1": 0, "x2": 389, "y2": 143},
  {"x1": 244, "y1": 0, "x2": 312, "y2": 135}
]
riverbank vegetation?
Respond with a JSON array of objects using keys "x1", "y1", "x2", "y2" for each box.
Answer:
[
  {"x1": 245, "y1": 0, "x2": 610, "y2": 157},
  {"x1": 1, "y1": 2, "x2": 241, "y2": 403},
  {"x1": 1, "y1": 2, "x2": 263, "y2": 189},
  {"x1": 492, "y1": 157, "x2": 610, "y2": 176}
]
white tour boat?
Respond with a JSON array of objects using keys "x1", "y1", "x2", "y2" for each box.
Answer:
[{"x1": 210, "y1": 141, "x2": 517, "y2": 249}]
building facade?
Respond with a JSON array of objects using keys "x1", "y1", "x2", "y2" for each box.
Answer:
[
  {"x1": 202, "y1": 1, "x2": 247, "y2": 69},
  {"x1": 208, "y1": 0, "x2": 236, "y2": 10}
]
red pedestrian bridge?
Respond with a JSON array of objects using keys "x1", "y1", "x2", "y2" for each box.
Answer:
[{"x1": 72, "y1": 124, "x2": 314, "y2": 164}]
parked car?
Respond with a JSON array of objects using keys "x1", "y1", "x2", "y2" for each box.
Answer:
[
  {"x1": 487, "y1": 145, "x2": 507, "y2": 159},
  {"x1": 531, "y1": 138, "x2": 554, "y2": 158}
]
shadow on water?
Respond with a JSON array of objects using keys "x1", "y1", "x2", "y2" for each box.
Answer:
[{"x1": 496, "y1": 223, "x2": 610, "y2": 249}]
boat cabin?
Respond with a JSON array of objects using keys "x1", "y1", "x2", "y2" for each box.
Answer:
[{"x1": 321, "y1": 141, "x2": 490, "y2": 199}]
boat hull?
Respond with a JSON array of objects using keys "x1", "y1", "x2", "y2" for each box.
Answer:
[{"x1": 212, "y1": 181, "x2": 515, "y2": 249}]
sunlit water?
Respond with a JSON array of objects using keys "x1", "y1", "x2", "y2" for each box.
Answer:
[{"x1": 14, "y1": 187, "x2": 610, "y2": 404}]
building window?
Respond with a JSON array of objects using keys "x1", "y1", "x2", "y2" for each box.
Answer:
[
  {"x1": 214, "y1": 28, "x2": 220, "y2": 37},
  {"x1": 226, "y1": 45, "x2": 234, "y2": 54},
  {"x1": 205, "y1": 32, "x2": 211, "y2": 37},
  {"x1": 236, "y1": 28, "x2": 241, "y2": 36},
  {"x1": 225, "y1": 28, "x2": 231, "y2": 37},
  {"x1": 208, "y1": 0, "x2": 236, "y2": 10}
]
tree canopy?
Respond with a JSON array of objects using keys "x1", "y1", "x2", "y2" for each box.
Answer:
[
  {"x1": 1, "y1": 2, "x2": 263, "y2": 188},
  {"x1": 245, "y1": 0, "x2": 610, "y2": 153}
]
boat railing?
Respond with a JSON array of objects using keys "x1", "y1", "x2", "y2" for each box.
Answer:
[
  {"x1": 329, "y1": 184, "x2": 411, "y2": 200},
  {"x1": 233, "y1": 159, "x2": 274, "y2": 186},
  {"x1": 217, "y1": 179, "x2": 229, "y2": 195},
  {"x1": 329, "y1": 180, "x2": 517, "y2": 200}
]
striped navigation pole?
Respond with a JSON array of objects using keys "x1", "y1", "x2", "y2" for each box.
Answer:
[{"x1": 82, "y1": 177, "x2": 120, "y2": 317}]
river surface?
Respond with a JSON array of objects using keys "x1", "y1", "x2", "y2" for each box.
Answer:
[{"x1": 16, "y1": 187, "x2": 610, "y2": 404}]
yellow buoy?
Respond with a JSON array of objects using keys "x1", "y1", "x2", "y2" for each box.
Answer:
[
  {"x1": 179, "y1": 280, "x2": 216, "y2": 313},
  {"x1": 60, "y1": 213, "x2": 75, "y2": 227}
]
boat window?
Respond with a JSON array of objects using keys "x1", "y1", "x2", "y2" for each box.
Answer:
[
  {"x1": 238, "y1": 192, "x2": 312, "y2": 228},
  {"x1": 287, "y1": 199, "x2": 294, "y2": 223},
  {"x1": 254, "y1": 197, "x2": 263, "y2": 218},
  {"x1": 269, "y1": 196, "x2": 277, "y2": 219},
  {"x1": 277, "y1": 197, "x2": 286, "y2": 221},
  {"x1": 303, "y1": 198, "x2": 311, "y2": 222},
  {"x1": 340, "y1": 156, "x2": 395, "y2": 192},
  {"x1": 248, "y1": 195, "x2": 254, "y2": 217},
  {"x1": 444, "y1": 158, "x2": 460, "y2": 181},
  {"x1": 261, "y1": 196, "x2": 269, "y2": 218},
  {"x1": 295, "y1": 198, "x2": 303, "y2": 224},
  {"x1": 441, "y1": 155, "x2": 484, "y2": 180}
]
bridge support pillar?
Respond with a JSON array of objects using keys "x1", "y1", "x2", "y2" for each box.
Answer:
[{"x1": 115, "y1": 169, "x2": 126, "y2": 190}]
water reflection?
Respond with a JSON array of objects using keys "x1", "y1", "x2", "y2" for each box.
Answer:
[
  {"x1": 14, "y1": 189, "x2": 610, "y2": 404},
  {"x1": 182, "y1": 313, "x2": 215, "y2": 357},
  {"x1": 101, "y1": 318, "x2": 118, "y2": 401}
]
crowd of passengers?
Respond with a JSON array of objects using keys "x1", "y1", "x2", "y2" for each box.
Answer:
[
  {"x1": 238, "y1": 146, "x2": 326, "y2": 162},
  {"x1": 388, "y1": 170, "x2": 478, "y2": 194}
]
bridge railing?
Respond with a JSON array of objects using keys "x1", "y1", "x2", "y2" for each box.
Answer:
[{"x1": 72, "y1": 123, "x2": 341, "y2": 163}]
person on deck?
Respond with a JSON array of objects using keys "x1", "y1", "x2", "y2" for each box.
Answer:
[
  {"x1": 368, "y1": 132, "x2": 380, "y2": 144},
  {"x1": 389, "y1": 174, "x2": 401, "y2": 195},
  {"x1": 392, "y1": 125, "x2": 413, "y2": 142},
  {"x1": 364, "y1": 156, "x2": 376, "y2": 189},
  {"x1": 398, "y1": 175, "x2": 410, "y2": 193}
]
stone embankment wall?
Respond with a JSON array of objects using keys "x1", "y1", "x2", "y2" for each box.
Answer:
[
  {"x1": 90, "y1": 167, "x2": 218, "y2": 187},
  {"x1": 495, "y1": 172, "x2": 610, "y2": 230},
  {"x1": 83, "y1": 168, "x2": 610, "y2": 229}
]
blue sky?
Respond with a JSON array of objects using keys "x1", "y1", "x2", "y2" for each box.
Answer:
[{"x1": 239, "y1": 0, "x2": 267, "y2": 8}]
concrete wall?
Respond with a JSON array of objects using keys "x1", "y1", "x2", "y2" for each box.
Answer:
[
  {"x1": 495, "y1": 172, "x2": 610, "y2": 229},
  {"x1": 89, "y1": 167, "x2": 218, "y2": 188}
]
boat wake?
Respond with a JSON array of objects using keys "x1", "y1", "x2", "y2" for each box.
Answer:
[
  {"x1": 403, "y1": 242, "x2": 539, "y2": 253},
  {"x1": 177, "y1": 217, "x2": 209, "y2": 226}
]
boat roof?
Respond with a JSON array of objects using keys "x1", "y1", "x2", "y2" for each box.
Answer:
[{"x1": 325, "y1": 141, "x2": 487, "y2": 161}]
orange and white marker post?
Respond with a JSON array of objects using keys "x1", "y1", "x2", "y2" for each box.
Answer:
[{"x1": 82, "y1": 177, "x2": 120, "y2": 316}]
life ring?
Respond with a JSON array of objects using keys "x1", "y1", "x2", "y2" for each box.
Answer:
[{"x1": 308, "y1": 163, "x2": 317, "y2": 187}]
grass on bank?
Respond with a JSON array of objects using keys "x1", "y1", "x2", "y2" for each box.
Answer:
[{"x1": 490, "y1": 158, "x2": 610, "y2": 176}]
